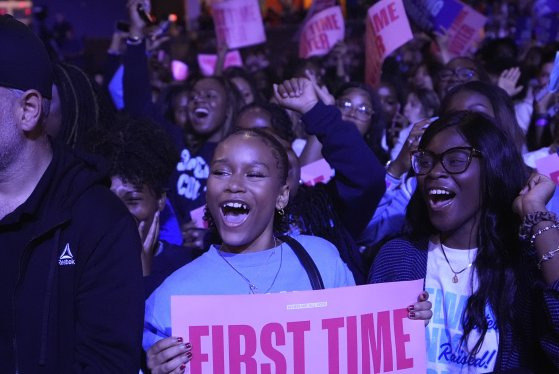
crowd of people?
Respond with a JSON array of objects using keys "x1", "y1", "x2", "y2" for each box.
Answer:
[{"x1": 2, "y1": 0, "x2": 559, "y2": 372}]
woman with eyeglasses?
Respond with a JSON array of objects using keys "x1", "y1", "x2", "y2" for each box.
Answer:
[
  {"x1": 370, "y1": 111, "x2": 559, "y2": 372},
  {"x1": 436, "y1": 57, "x2": 490, "y2": 98}
]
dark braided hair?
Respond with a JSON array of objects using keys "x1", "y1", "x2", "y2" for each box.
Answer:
[{"x1": 89, "y1": 114, "x2": 179, "y2": 196}]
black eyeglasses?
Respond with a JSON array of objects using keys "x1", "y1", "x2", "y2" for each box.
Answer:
[
  {"x1": 336, "y1": 99, "x2": 374, "y2": 119},
  {"x1": 438, "y1": 67, "x2": 479, "y2": 81},
  {"x1": 411, "y1": 147, "x2": 482, "y2": 175}
]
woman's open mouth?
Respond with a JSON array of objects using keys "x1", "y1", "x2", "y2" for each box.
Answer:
[
  {"x1": 193, "y1": 107, "x2": 209, "y2": 119},
  {"x1": 220, "y1": 201, "x2": 250, "y2": 226},
  {"x1": 427, "y1": 188, "x2": 456, "y2": 210}
]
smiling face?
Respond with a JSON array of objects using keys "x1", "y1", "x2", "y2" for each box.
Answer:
[
  {"x1": 418, "y1": 127, "x2": 481, "y2": 248},
  {"x1": 187, "y1": 78, "x2": 228, "y2": 141},
  {"x1": 206, "y1": 133, "x2": 289, "y2": 253}
]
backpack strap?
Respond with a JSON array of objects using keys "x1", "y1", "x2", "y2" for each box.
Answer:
[{"x1": 278, "y1": 235, "x2": 325, "y2": 290}]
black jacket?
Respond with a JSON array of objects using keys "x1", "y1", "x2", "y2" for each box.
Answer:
[{"x1": 2, "y1": 142, "x2": 144, "y2": 373}]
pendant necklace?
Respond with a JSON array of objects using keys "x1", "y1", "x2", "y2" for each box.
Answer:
[
  {"x1": 218, "y1": 237, "x2": 283, "y2": 294},
  {"x1": 440, "y1": 243, "x2": 473, "y2": 283}
]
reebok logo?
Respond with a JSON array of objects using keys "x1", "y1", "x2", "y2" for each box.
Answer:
[{"x1": 59, "y1": 243, "x2": 75, "y2": 266}]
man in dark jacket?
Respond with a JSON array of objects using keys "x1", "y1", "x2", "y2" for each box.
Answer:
[{"x1": 0, "y1": 15, "x2": 144, "y2": 373}]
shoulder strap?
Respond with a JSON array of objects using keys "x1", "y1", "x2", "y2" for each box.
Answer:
[{"x1": 278, "y1": 235, "x2": 325, "y2": 290}]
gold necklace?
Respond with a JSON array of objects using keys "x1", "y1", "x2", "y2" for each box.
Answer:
[{"x1": 440, "y1": 243, "x2": 473, "y2": 283}]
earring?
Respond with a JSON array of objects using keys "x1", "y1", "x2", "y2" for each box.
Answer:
[{"x1": 277, "y1": 208, "x2": 285, "y2": 216}]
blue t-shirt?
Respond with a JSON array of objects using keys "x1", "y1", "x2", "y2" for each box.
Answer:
[{"x1": 143, "y1": 235, "x2": 355, "y2": 350}]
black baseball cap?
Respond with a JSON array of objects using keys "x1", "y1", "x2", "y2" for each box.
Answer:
[{"x1": 0, "y1": 15, "x2": 53, "y2": 98}]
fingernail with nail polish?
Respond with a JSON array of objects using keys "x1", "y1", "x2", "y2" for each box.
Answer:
[
  {"x1": 408, "y1": 305, "x2": 415, "y2": 311},
  {"x1": 177, "y1": 337, "x2": 183, "y2": 343},
  {"x1": 409, "y1": 311, "x2": 416, "y2": 318},
  {"x1": 180, "y1": 364, "x2": 186, "y2": 371},
  {"x1": 185, "y1": 342, "x2": 192, "y2": 349}
]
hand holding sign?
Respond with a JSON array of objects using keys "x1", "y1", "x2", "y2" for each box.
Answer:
[
  {"x1": 273, "y1": 78, "x2": 319, "y2": 114},
  {"x1": 146, "y1": 336, "x2": 192, "y2": 374}
]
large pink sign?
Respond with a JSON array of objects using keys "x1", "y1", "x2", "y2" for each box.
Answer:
[
  {"x1": 445, "y1": 2, "x2": 486, "y2": 57},
  {"x1": 171, "y1": 280, "x2": 426, "y2": 373},
  {"x1": 536, "y1": 153, "x2": 559, "y2": 185},
  {"x1": 212, "y1": 0, "x2": 266, "y2": 49},
  {"x1": 365, "y1": 0, "x2": 413, "y2": 86},
  {"x1": 299, "y1": 6, "x2": 345, "y2": 58}
]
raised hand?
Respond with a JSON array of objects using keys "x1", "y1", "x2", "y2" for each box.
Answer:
[
  {"x1": 513, "y1": 173, "x2": 556, "y2": 217},
  {"x1": 273, "y1": 77, "x2": 319, "y2": 114},
  {"x1": 498, "y1": 67, "x2": 524, "y2": 97}
]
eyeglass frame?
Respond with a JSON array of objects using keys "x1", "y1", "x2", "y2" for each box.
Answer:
[
  {"x1": 410, "y1": 146, "x2": 482, "y2": 175},
  {"x1": 336, "y1": 98, "x2": 374, "y2": 119},
  {"x1": 438, "y1": 67, "x2": 479, "y2": 82}
]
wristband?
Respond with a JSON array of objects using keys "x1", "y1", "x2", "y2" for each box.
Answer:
[
  {"x1": 535, "y1": 117, "x2": 549, "y2": 127},
  {"x1": 126, "y1": 35, "x2": 143, "y2": 46}
]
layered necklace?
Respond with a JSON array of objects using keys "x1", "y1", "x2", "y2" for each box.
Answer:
[
  {"x1": 440, "y1": 242, "x2": 473, "y2": 283},
  {"x1": 218, "y1": 237, "x2": 283, "y2": 294}
]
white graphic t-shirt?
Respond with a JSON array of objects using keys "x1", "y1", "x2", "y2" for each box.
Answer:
[{"x1": 425, "y1": 239, "x2": 499, "y2": 373}]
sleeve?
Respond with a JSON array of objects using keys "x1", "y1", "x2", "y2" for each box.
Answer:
[
  {"x1": 74, "y1": 214, "x2": 144, "y2": 373},
  {"x1": 358, "y1": 176, "x2": 416, "y2": 247},
  {"x1": 301, "y1": 101, "x2": 386, "y2": 237},
  {"x1": 368, "y1": 238, "x2": 426, "y2": 284}
]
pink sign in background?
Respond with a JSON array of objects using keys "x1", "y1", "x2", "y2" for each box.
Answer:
[
  {"x1": 299, "y1": 6, "x2": 345, "y2": 58},
  {"x1": 171, "y1": 60, "x2": 189, "y2": 81},
  {"x1": 172, "y1": 280, "x2": 426, "y2": 373},
  {"x1": 189, "y1": 205, "x2": 209, "y2": 229},
  {"x1": 446, "y1": 3, "x2": 487, "y2": 57},
  {"x1": 300, "y1": 158, "x2": 334, "y2": 186},
  {"x1": 365, "y1": 0, "x2": 413, "y2": 86},
  {"x1": 197, "y1": 51, "x2": 243, "y2": 77},
  {"x1": 212, "y1": 0, "x2": 266, "y2": 49},
  {"x1": 536, "y1": 153, "x2": 559, "y2": 185}
]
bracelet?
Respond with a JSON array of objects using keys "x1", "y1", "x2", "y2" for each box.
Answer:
[
  {"x1": 519, "y1": 211, "x2": 558, "y2": 240},
  {"x1": 126, "y1": 35, "x2": 143, "y2": 46},
  {"x1": 530, "y1": 224, "x2": 559, "y2": 246},
  {"x1": 537, "y1": 244, "x2": 559, "y2": 269},
  {"x1": 385, "y1": 160, "x2": 401, "y2": 180},
  {"x1": 535, "y1": 117, "x2": 549, "y2": 127}
]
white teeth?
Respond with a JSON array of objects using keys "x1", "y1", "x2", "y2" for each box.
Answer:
[
  {"x1": 222, "y1": 202, "x2": 248, "y2": 210},
  {"x1": 429, "y1": 189, "x2": 451, "y2": 196},
  {"x1": 194, "y1": 108, "x2": 209, "y2": 115}
]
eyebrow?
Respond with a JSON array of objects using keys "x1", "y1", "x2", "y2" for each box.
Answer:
[{"x1": 212, "y1": 159, "x2": 271, "y2": 170}]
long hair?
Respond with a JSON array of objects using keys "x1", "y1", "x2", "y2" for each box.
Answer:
[
  {"x1": 441, "y1": 81, "x2": 526, "y2": 153},
  {"x1": 336, "y1": 82, "x2": 389, "y2": 163},
  {"x1": 406, "y1": 111, "x2": 529, "y2": 354}
]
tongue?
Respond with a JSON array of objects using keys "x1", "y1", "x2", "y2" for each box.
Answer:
[{"x1": 223, "y1": 212, "x2": 248, "y2": 225}]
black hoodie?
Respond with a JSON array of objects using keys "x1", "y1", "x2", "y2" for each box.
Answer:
[{"x1": 0, "y1": 141, "x2": 144, "y2": 373}]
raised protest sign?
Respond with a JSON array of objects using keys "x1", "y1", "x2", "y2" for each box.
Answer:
[
  {"x1": 299, "y1": 6, "x2": 345, "y2": 58},
  {"x1": 212, "y1": 0, "x2": 266, "y2": 49},
  {"x1": 536, "y1": 153, "x2": 559, "y2": 185},
  {"x1": 403, "y1": 0, "x2": 486, "y2": 58},
  {"x1": 300, "y1": 158, "x2": 334, "y2": 186},
  {"x1": 197, "y1": 50, "x2": 243, "y2": 77},
  {"x1": 365, "y1": 0, "x2": 413, "y2": 86},
  {"x1": 172, "y1": 279, "x2": 426, "y2": 373}
]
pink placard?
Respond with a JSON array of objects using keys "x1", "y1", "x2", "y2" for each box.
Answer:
[
  {"x1": 536, "y1": 153, "x2": 559, "y2": 185},
  {"x1": 365, "y1": 0, "x2": 413, "y2": 86},
  {"x1": 171, "y1": 60, "x2": 189, "y2": 81},
  {"x1": 189, "y1": 205, "x2": 208, "y2": 229},
  {"x1": 212, "y1": 0, "x2": 266, "y2": 49},
  {"x1": 197, "y1": 50, "x2": 243, "y2": 77},
  {"x1": 446, "y1": 3, "x2": 486, "y2": 57},
  {"x1": 171, "y1": 280, "x2": 426, "y2": 373},
  {"x1": 299, "y1": 6, "x2": 345, "y2": 58},
  {"x1": 300, "y1": 158, "x2": 334, "y2": 186}
]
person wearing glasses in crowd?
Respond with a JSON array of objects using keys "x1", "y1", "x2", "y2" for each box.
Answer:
[
  {"x1": 436, "y1": 57, "x2": 490, "y2": 98},
  {"x1": 369, "y1": 111, "x2": 559, "y2": 372}
]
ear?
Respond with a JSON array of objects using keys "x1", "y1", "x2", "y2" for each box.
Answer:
[
  {"x1": 157, "y1": 192, "x2": 167, "y2": 212},
  {"x1": 17, "y1": 90, "x2": 44, "y2": 133},
  {"x1": 275, "y1": 184, "x2": 290, "y2": 210}
]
